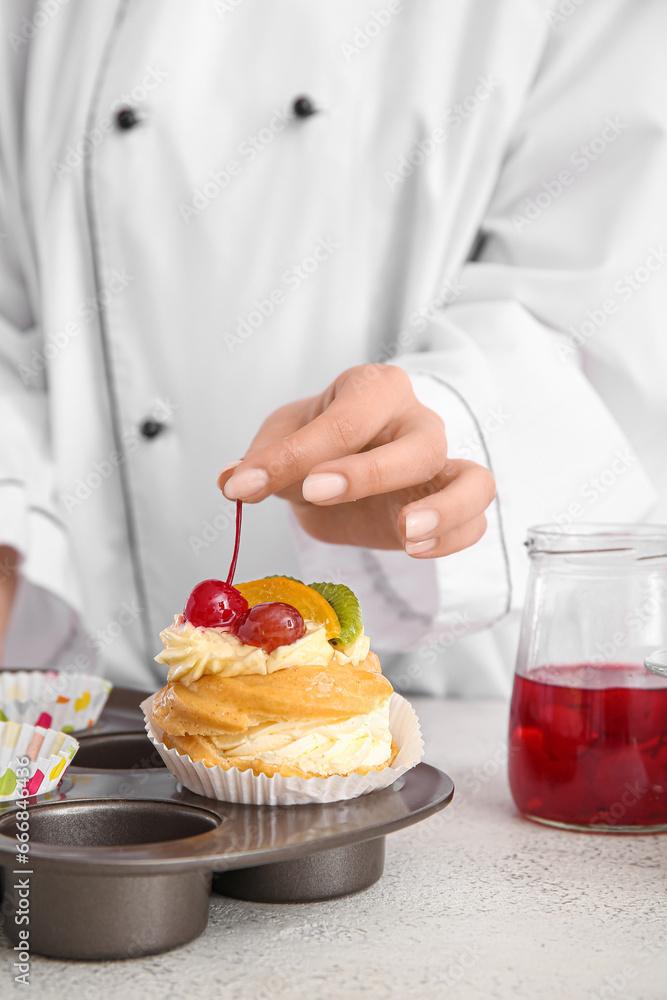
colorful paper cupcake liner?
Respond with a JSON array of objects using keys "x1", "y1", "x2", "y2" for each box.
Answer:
[
  {"x1": 0, "y1": 721, "x2": 80, "y2": 801},
  {"x1": 0, "y1": 671, "x2": 112, "y2": 733}
]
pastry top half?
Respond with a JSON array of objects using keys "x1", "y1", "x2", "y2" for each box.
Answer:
[{"x1": 152, "y1": 655, "x2": 390, "y2": 736}]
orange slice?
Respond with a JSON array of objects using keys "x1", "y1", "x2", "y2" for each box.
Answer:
[{"x1": 235, "y1": 576, "x2": 341, "y2": 641}]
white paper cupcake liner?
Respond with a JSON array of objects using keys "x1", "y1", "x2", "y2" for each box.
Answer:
[
  {"x1": 0, "y1": 671, "x2": 112, "y2": 733},
  {"x1": 0, "y1": 721, "x2": 80, "y2": 801},
  {"x1": 141, "y1": 691, "x2": 424, "y2": 805}
]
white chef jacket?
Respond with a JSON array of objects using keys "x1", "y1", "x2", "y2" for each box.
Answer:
[{"x1": 0, "y1": 0, "x2": 664, "y2": 695}]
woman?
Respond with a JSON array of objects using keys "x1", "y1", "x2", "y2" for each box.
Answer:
[{"x1": 0, "y1": 0, "x2": 664, "y2": 694}]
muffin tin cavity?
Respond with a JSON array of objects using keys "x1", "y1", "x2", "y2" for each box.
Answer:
[
  {"x1": 3, "y1": 865, "x2": 212, "y2": 961},
  {"x1": 0, "y1": 799, "x2": 220, "y2": 960},
  {"x1": 0, "y1": 798, "x2": 218, "y2": 848},
  {"x1": 214, "y1": 837, "x2": 386, "y2": 903},
  {"x1": 72, "y1": 732, "x2": 166, "y2": 771}
]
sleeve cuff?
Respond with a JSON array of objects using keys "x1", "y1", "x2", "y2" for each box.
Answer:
[
  {"x1": 0, "y1": 481, "x2": 83, "y2": 616},
  {"x1": 289, "y1": 368, "x2": 511, "y2": 653}
]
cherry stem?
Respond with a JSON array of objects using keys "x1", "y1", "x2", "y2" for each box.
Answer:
[{"x1": 226, "y1": 500, "x2": 243, "y2": 586}]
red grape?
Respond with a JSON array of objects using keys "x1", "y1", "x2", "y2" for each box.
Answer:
[
  {"x1": 184, "y1": 579, "x2": 248, "y2": 629},
  {"x1": 235, "y1": 602, "x2": 306, "y2": 653}
]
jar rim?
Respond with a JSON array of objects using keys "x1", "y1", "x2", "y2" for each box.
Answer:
[
  {"x1": 526, "y1": 523, "x2": 667, "y2": 557},
  {"x1": 645, "y1": 649, "x2": 667, "y2": 677}
]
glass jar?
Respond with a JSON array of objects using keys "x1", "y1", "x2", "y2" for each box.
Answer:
[{"x1": 508, "y1": 524, "x2": 667, "y2": 833}]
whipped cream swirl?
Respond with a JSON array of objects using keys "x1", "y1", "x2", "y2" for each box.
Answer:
[{"x1": 155, "y1": 616, "x2": 371, "y2": 686}]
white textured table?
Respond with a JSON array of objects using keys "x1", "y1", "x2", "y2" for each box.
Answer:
[{"x1": 2, "y1": 698, "x2": 667, "y2": 999}]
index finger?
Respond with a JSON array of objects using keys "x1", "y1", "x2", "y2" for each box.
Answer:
[{"x1": 219, "y1": 382, "x2": 402, "y2": 502}]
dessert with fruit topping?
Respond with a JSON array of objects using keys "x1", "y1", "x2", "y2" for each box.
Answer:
[{"x1": 150, "y1": 503, "x2": 397, "y2": 779}]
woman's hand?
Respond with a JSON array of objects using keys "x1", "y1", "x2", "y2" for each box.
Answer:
[{"x1": 218, "y1": 365, "x2": 495, "y2": 557}]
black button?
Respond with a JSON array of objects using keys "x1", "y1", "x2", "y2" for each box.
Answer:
[
  {"x1": 292, "y1": 96, "x2": 317, "y2": 118},
  {"x1": 116, "y1": 107, "x2": 139, "y2": 130},
  {"x1": 139, "y1": 419, "x2": 166, "y2": 439}
]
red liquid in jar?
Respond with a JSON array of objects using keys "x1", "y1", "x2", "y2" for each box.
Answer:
[{"x1": 508, "y1": 664, "x2": 667, "y2": 829}]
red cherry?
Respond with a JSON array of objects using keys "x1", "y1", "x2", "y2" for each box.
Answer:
[
  {"x1": 235, "y1": 602, "x2": 306, "y2": 654},
  {"x1": 184, "y1": 579, "x2": 249, "y2": 629}
]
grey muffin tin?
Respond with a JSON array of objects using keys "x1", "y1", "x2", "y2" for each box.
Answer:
[{"x1": 0, "y1": 687, "x2": 454, "y2": 961}]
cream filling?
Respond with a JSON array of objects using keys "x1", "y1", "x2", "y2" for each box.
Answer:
[
  {"x1": 208, "y1": 702, "x2": 393, "y2": 776},
  {"x1": 155, "y1": 616, "x2": 371, "y2": 685}
]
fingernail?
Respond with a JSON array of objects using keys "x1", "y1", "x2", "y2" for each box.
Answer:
[
  {"x1": 302, "y1": 473, "x2": 348, "y2": 503},
  {"x1": 405, "y1": 537, "x2": 437, "y2": 556},
  {"x1": 219, "y1": 459, "x2": 242, "y2": 477},
  {"x1": 405, "y1": 508, "x2": 440, "y2": 540},
  {"x1": 223, "y1": 468, "x2": 269, "y2": 499}
]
